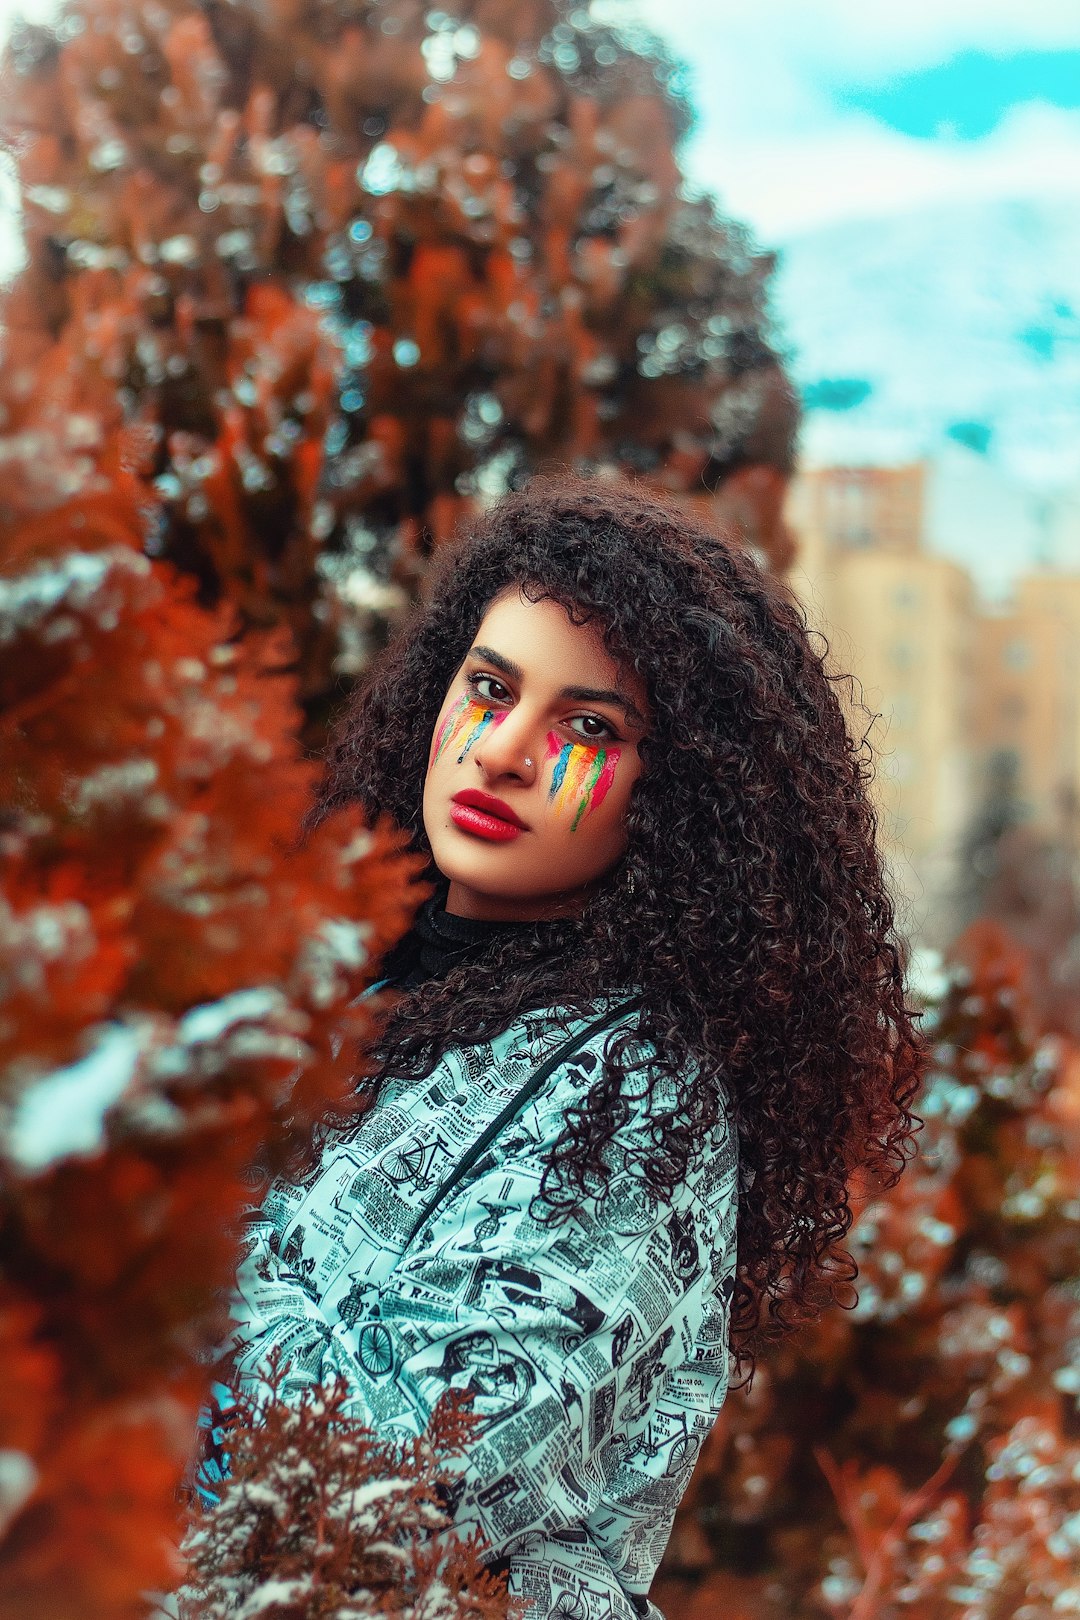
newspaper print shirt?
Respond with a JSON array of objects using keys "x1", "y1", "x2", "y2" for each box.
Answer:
[{"x1": 226, "y1": 994, "x2": 739, "y2": 1620}]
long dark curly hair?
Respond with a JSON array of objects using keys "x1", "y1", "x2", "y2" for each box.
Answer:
[{"x1": 313, "y1": 473, "x2": 924, "y2": 1365}]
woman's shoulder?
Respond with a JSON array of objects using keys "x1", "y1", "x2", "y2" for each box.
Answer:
[
  {"x1": 502, "y1": 993, "x2": 734, "y2": 1134},
  {"x1": 530, "y1": 989, "x2": 702, "y2": 1067},
  {"x1": 485, "y1": 987, "x2": 644, "y2": 1064},
  {"x1": 518, "y1": 994, "x2": 738, "y2": 1221}
]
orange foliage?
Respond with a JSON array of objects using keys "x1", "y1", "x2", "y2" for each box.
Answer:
[
  {"x1": 0, "y1": 0, "x2": 798, "y2": 723},
  {"x1": 178, "y1": 1373, "x2": 513, "y2": 1620},
  {"x1": 0, "y1": 489, "x2": 425, "y2": 1617},
  {"x1": 657, "y1": 920, "x2": 1080, "y2": 1620}
]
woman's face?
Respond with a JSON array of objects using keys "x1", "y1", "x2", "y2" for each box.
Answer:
[{"x1": 422, "y1": 586, "x2": 650, "y2": 920}]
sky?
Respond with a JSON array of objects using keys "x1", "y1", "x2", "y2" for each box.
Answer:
[
  {"x1": 596, "y1": 0, "x2": 1080, "y2": 586},
  {"x1": 598, "y1": 0, "x2": 1080, "y2": 242}
]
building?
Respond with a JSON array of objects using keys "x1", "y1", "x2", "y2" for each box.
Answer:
[
  {"x1": 788, "y1": 459, "x2": 1080, "y2": 943},
  {"x1": 791, "y1": 462, "x2": 926, "y2": 560},
  {"x1": 974, "y1": 573, "x2": 1080, "y2": 833},
  {"x1": 788, "y1": 464, "x2": 978, "y2": 942}
]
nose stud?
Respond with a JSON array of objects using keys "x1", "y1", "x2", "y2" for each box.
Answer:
[{"x1": 475, "y1": 753, "x2": 534, "y2": 769}]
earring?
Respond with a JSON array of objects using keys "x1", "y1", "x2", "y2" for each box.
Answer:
[{"x1": 626, "y1": 870, "x2": 636, "y2": 896}]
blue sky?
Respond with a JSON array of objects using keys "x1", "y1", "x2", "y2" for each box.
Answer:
[
  {"x1": 593, "y1": 2, "x2": 1080, "y2": 558},
  {"x1": 843, "y1": 49, "x2": 1080, "y2": 140},
  {"x1": 598, "y1": 0, "x2": 1080, "y2": 241}
]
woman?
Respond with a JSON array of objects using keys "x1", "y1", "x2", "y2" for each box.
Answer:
[{"x1": 221, "y1": 474, "x2": 922, "y2": 1618}]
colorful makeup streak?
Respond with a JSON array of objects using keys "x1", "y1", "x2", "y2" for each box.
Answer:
[
  {"x1": 431, "y1": 692, "x2": 504, "y2": 767},
  {"x1": 456, "y1": 707, "x2": 496, "y2": 762},
  {"x1": 431, "y1": 693, "x2": 471, "y2": 766},
  {"x1": 546, "y1": 734, "x2": 621, "y2": 830}
]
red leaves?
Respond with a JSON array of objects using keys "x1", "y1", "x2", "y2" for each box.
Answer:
[
  {"x1": 0, "y1": 490, "x2": 424, "y2": 1616},
  {"x1": 178, "y1": 1371, "x2": 513, "y2": 1620},
  {"x1": 0, "y1": 0, "x2": 797, "y2": 724},
  {"x1": 658, "y1": 926, "x2": 1080, "y2": 1620},
  {"x1": 813, "y1": 1451, "x2": 968, "y2": 1620}
]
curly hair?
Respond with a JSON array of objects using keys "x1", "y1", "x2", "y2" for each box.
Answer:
[{"x1": 313, "y1": 473, "x2": 924, "y2": 1366}]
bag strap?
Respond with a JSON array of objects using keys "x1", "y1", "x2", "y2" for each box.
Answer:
[{"x1": 402, "y1": 994, "x2": 642, "y2": 1250}]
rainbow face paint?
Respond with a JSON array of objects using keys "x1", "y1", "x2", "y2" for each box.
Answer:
[
  {"x1": 430, "y1": 691, "x2": 504, "y2": 768},
  {"x1": 431, "y1": 692, "x2": 470, "y2": 767},
  {"x1": 456, "y1": 707, "x2": 497, "y2": 762},
  {"x1": 546, "y1": 732, "x2": 621, "y2": 831}
]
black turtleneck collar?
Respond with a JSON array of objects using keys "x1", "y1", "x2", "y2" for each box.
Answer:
[{"x1": 379, "y1": 883, "x2": 539, "y2": 991}]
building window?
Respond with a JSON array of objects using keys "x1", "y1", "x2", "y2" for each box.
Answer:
[
  {"x1": 892, "y1": 585, "x2": 919, "y2": 611},
  {"x1": 889, "y1": 642, "x2": 915, "y2": 671},
  {"x1": 1003, "y1": 639, "x2": 1032, "y2": 671},
  {"x1": 825, "y1": 477, "x2": 873, "y2": 548}
]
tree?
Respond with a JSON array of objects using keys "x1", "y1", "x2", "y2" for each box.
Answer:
[
  {"x1": 178, "y1": 1373, "x2": 513, "y2": 1620},
  {"x1": 958, "y1": 764, "x2": 1080, "y2": 1042},
  {"x1": 0, "y1": 0, "x2": 798, "y2": 731},
  {"x1": 655, "y1": 920, "x2": 1080, "y2": 1620},
  {"x1": 0, "y1": 484, "x2": 424, "y2": 1617},
  {"x1": 957, "y1": 748, "x2": 1027, "y2": 929},
  {"x1": 0, "y1": 3, "x2": 802, "y2": 1610}
]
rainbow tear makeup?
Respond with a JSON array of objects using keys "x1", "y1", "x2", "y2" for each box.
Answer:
[
  {"x1": 432, "y1": 691, "x2": 622, "y2": 834},
  {"x1": 457, "y1": 709, "x2": 496, "y2": 762},
  {"x1": 431, "y1": 692, "x2": 504, "y2": 767},
  {"x1": 547, "y1": 734, "x2": 621, "y2": 831}
]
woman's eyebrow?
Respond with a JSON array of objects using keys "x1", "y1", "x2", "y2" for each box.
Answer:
[{"x1": 467, "y1": 644, "x2": 646, "y2": 726}]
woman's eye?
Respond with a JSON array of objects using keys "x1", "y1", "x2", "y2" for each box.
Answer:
[
  {"x1": 569, "y1": 715, "x2": 617, "y2": 744},
  {"x1": 469, "y1": 673, "x2": 511, "y2": 705}
]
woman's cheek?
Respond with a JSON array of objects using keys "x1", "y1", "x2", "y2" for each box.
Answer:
[
  {"x1": 429, "y1": 693, "x2": 505, "y2": 771},
  {"x1": 544, "y1": 732, "x2": 622, "y2": 833}
]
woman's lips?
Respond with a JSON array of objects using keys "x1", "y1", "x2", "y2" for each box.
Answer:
[{"x1": 449, "y1": 801, "x2": 525, "y2": 843}]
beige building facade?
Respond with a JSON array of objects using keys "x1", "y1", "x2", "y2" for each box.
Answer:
[
  {"x1": 974, "y1": 574, "x2": 1080, "y2": 833},
  {"x1": 790, "y1": 461, "x2": 1080, "y2": 940},
  {"x1": 788, "y1": 464, "x2": 980, "y2": 941}
]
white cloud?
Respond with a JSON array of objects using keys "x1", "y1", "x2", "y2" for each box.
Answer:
[
  {"x1": 0, "y1": 0, "x2": 62, "y2": 33},
  {"x1": 609, "y1": 0, "x2": 1080, "y2": 83},
  {"x1": 690, "y1": 101, "x2": 1080, "y2": 239},
  {"x1": 596, "y1": 1, "x2": 1080, "y2": 240}
]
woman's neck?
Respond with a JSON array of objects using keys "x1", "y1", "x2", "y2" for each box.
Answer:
[
  {"x1": 444, "y1": 877, "x2": 595, "y2": 923},
  {"x1": 380, "y1": 885, "x2": 538, "y2": 991}
]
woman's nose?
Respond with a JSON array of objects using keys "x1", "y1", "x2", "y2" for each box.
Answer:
[{"x1": 471, "y1": 707, "x2": 540, "y2": 781}]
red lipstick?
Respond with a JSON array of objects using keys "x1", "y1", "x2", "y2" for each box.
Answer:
[{"x1": 450, "y1": 790, "x2": 527, "y2": 843}]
